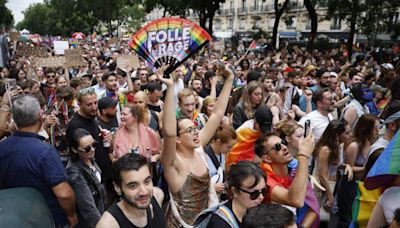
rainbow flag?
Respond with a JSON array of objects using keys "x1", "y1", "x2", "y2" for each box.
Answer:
[
  {"x1": 225, "y1": 126, "x2": 260, "y2": 168},
  {"x1": 365, "y1": 130, "x2": 400, "y2": 190},
  {"x1": 351, "y1": 181, "x2": 384, "y2": 228}
]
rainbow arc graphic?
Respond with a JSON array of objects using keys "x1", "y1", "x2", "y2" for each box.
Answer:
[{"x1": 129, "y1": 17, "x2": 212, "y2": 74}]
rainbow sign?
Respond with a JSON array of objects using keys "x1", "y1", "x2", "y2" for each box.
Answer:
[{"x1": 129, "y1": 17, "x2": 212, "y2": 74}]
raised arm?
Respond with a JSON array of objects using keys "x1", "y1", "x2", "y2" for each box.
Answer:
[
  {"x1": 158, "y1": 67, "x2": 180, "y2": 179},
  {"x1": 199, "y1": 65, "x2": 234, "y2": 147},
  {"x1": 271, "y1": 134, "x2": 315, "y2": 208}
]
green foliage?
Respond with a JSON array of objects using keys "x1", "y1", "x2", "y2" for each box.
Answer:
[
  {"x1": 16, "y1": 0, "x2": 145, "y2": 36},
  {"x1": 0, "y1": 0, "x2": 14, "y2": 30}
]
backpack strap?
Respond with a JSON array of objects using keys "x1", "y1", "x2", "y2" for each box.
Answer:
[
  {"x1": 204, "y1": 145, "x2": 220, "y2": 171},
  {"x1": 215, "y1": 205, "x2": 240, "y2": 228}
]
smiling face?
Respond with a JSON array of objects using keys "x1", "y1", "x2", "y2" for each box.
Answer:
[
  {"x1": 115, "y1": 166, "x2": 153, "y2": 209},
  {"x1": 179, "y1": 94, "x2": 196, "y2": 118}
]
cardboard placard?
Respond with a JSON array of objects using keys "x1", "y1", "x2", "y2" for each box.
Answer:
[
  {"x1": 64, "y1": 49, "x2": 85, "y2": 67},
  {"x1": 107, "y1": 37, "x2": 118, "y2": 46},
  {"x1": 213, "y1": 41, "x2": 224, "y2": 52},
  {"x1": 53, "y1": 41, "x2": 69, "y2": 55},
  {"x1": 10, "y1": 32, "x2": 20, "y2": 41},
  {"x1": 16, "y1": 44, "x2": 48, "y2": 58},
  {"x1": 117, "y1": 55, "x2": 140, "y2": 71},
  {"x1": 34, "y1": 56, "x2": 66, "y2": 67}
]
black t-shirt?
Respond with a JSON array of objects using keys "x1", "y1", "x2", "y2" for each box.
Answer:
[
  {"x1": 97, "y1": 117, "x2": 119, "y2": 134},
  {"x1": 207, "y1": 201, "x2": 241, "y2": 228},
  {"x1": 67, "y1": 113, "x2": 113, "y2": 182},
  {"x1": 147, "y1": 103, "x2": 162, "y2": 113}
]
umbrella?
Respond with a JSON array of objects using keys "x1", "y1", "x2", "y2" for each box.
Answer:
[
  {"x1": 71, "y1": 32, "x2": 86, "y2": 40},
  {"x1": 28, "y1": 34, "x2": 42, "y2": 43}
]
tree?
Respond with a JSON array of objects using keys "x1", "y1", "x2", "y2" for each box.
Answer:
[
  {"x1": 326, "y1": 0, "x2": 364, "y2": 59},
  {"x1": 16, "y1": 3, "x2": 54, "y2": 35},
  {"x1": 271, "y1": 0, "x2": 289, "y2": 50},
  {"x1": 304, "y1": 0, "x2": 317, "y2": 50},
  {"x1": 0, "y1": 0, "x2": 14, "y2": 31}
]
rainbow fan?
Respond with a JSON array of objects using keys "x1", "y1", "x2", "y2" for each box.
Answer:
[{"x1": 130, "y1": 17, "x2": 212, "y2": 74}]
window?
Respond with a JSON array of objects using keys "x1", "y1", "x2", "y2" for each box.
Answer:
[
  {"x1": 215, "y1": 20, "x2": 222, "y2": 30},
  {"x1": 239, "y1": 18, "x2": 246, "y2": 30},
  {"x1": 286, "y1": 16, "x2": 297, "y2": 30},
  {"x1": 331, "y1": 16, "x2": 341, "y2": 30},
  {"x1": 228, "y1": 18, "x2": 233, "y2": 29}
]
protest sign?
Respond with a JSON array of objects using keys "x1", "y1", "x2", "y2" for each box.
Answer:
[
  {"x1": 107, "y1": 37, "x2": 118, "y2": 46},
  {"x1": 10, "y1": 32, "x2": 20, "y2": 41},
  {"x1": 53, "y1": 41, "x2": 69, "y2": 55},
  {"x1": 34, "y1": 57, "x2": 66, "y2": 67},
  {"x1": 117, "y1": 55, "x2": 140, "y2": 71},
  {"x1": 129, "y1": 17, "x2": 211, "y2": 74},
  {"x1": 16, "y1": 44, "x2": 48, "y2": 58},
  {"x1": 65, "y1": 49, "x2": 85, "y2": 67}
]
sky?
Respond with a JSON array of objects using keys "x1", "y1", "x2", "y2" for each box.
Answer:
[{"x1": 6, "y1": 0, "x2": 44, "y2": 25}]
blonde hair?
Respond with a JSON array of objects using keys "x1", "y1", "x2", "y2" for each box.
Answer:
[
  {"x1": 201, "y1": 96, "x2": 216, "y2": 116},
  {"x1": 275, "y1": 120, "x2": 303, "y2": 139},
  {"x1": 240, "y1": 81, "x2": 264, "y2": 119},
  {"x1": 178, "y1": 88, "x2": 196, "y2": 103}
]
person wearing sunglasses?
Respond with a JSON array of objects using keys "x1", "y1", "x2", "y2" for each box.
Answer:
[
  {"x1": 203, "y1": 161, "x2": 267, "y2": 228},
  {"x1": 255, "y1": 132, "x2": 317, "y2": 228},
  {"x1": 66, "y1": 128, "x2": 107, "y2": 228}
]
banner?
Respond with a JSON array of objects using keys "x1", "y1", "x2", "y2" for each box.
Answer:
[
  {"x1": 129, "y1": 17, "x2": 212, "y2": 75},
  {"x1": 16, "y1": 44, "x2": 48, "y2": 58},
  {"x1": 34, "y1": 57, "x2": 66, "y2": 67}
]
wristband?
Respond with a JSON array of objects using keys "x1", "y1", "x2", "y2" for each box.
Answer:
[{"x1": 296, "y1": 154, "x2": 310, "y2": 160}]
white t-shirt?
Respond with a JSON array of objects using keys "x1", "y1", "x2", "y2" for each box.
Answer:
[
  {"x1": 298, "y1": 110, "x2": 334, "y2": 143},
  {"x1": 378, "y1": 186, "x2": 400, "y2": 223}
]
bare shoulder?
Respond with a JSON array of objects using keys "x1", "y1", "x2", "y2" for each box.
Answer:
[
  {"x1": 153, "y1": 187, "x2": 164, "y2": 206},
  {"x1": 96, "y1": 211, "x2": 119, "y2": 228}
]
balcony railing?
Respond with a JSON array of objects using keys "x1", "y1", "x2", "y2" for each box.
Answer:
[
  {"x1": 237, "y1": 7, "x2": 248, "y2": 14},
  {"x1": 330, "y1": 25, "x2": 342, "y2": 30}
]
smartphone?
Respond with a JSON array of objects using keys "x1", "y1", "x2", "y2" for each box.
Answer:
[
  {"x1": 5, "y1": 78, "x2": 17, "y2": 88},
  {"x1": 304, "y1": 119, "x2": 311, "y2": 137}
]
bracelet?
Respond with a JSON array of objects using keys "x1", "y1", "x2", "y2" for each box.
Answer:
[{"x1": 296, "y1": 154, "x2": 310, "y2": 160}]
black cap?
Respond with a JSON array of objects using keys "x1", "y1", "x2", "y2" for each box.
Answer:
[
  {"x1": 98, "y1": 97, "x2": 118, "y2": 111},
  {"x1": 254, "y1": 106, "x2": 273, "y2": 134}
]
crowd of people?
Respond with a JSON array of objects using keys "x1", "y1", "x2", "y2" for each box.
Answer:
[{"x1": 1, "y1": 36, "x2": 400, "y2": 228}]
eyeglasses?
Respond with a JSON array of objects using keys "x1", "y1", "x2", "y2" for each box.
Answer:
[
  {"x1": 268, "y1": 140, "x2": 287, "y2": 153},
  {"x1": 47, "y1": 74, "x2": 56, "y2": 78},
  {"x1": 178, "y1": 125, "x2": 200, "y2": 135},
  {"x1": 77, "y1": 87, "x2": 95, "y2": 100},
  {"x1": 239, "y1": 187, "x2": 269, "y2": 200},
  {"x1": 78, "y1": 141, "x2": 98, "y2": 153}
]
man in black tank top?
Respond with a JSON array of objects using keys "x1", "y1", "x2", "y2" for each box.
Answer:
[{"x1": 96, "y1": 153, "x2": 165, "y2": 228}]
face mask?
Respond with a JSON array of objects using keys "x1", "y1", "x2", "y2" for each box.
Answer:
[{"x1": 361, "y1": 88, "x2": 374, "y2": 102}]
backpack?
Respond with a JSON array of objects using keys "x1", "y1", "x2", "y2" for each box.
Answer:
[{"x1": 193, "y1": 201, "x2": 239, "y2": 228}]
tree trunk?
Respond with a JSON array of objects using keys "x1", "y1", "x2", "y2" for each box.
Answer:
[
  {"x1": 208, "y1": 14, "x2": 214, "y2": 36},
  {"x1": 304, "y1": 0, "x2": 317, "y2": 50},
  {"x1": 271, "y1": 0, "x2": 289, "y2": 50},
  {"x1": 347, "y1": 3, "x2": 358, "y2": 60}
]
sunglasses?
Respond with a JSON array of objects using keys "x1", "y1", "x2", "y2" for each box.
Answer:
[
  {"x1": 47, "y1": 75, "x2": 56, "y2": 78},
  {"x1": 77, "y1": 87, "x2": 95, "y2": 100},
  {"x1": 78, "y1": 141, "x2": 98, "y2": 153},
  {"x1": 269, "y1": 140, "x2": 287, "y2": 152},
  {"x1": 239, "y1": 187, "x2": 269, "y2": 200}
]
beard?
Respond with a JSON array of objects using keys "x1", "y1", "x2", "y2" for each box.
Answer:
[
  {"x1": 105, "y1": 112, "x2": 116, "y2": 119},
  {"x1": 121, "y1": 190, "x2": 151, "y2": 210}
]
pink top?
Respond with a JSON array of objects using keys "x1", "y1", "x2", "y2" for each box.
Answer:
[{"x1": 113, "y1": 123, "x2": 161, "y2": 160}]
